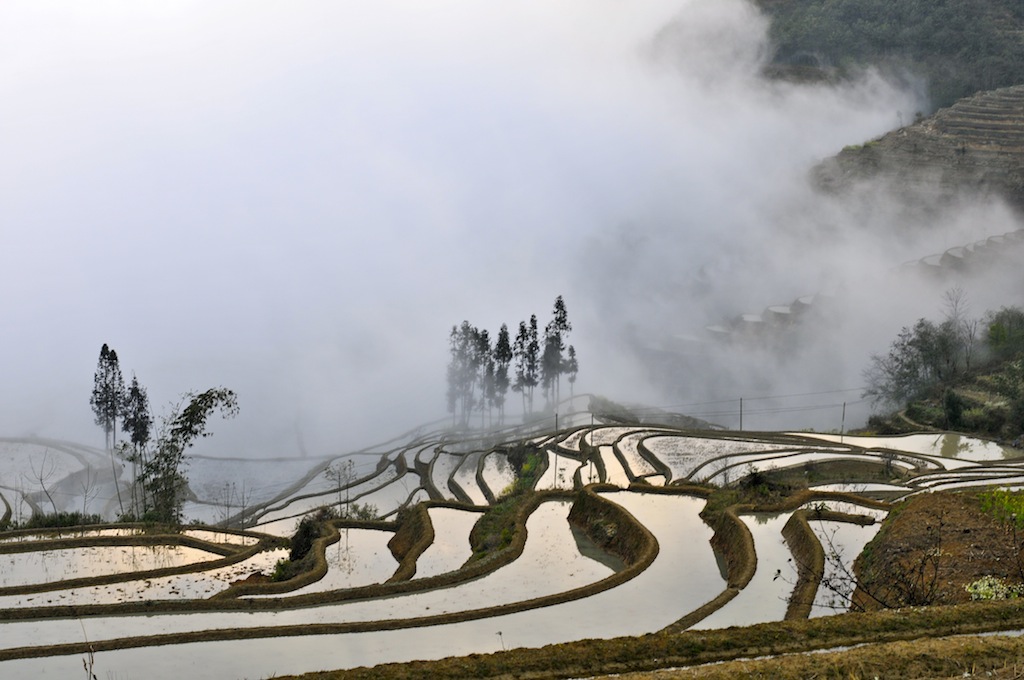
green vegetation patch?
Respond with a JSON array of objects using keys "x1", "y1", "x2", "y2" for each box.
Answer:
[
  {"x1": 760, "y1": 0, "x2": 1024, "y2": 108},
  {"x1": 980, "y1": 488, "x2": 1024, "y2": 529},
  {"x1": 469, "y1": 444, "x2": 544, "y2": 561}
]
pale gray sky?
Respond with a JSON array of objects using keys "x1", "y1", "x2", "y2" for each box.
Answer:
[{"x1": 7, "y1": 1, "x2": 998, "y2": 456}]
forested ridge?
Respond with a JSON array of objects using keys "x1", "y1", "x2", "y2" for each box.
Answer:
[{"x1": 758, "y1": 0, "x2": 1024, "y2": 109}]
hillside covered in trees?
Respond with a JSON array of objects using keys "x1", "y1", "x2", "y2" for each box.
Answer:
[
  {"x1": 865, "y1": 293, "x2": 1024, "y2": 445},
  {"x1": 758, "y1": 0, "x2": 1024, "y2": 110}
]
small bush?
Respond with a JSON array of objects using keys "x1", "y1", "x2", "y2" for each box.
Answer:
[
  {"x1": 979, "y1": 489, "x2": 1024, "y2": 528},
  {"x1": 961, "y1": 404, "x2": 1008, "y2": 434},
  {"x1": 272, "y1": 558, "x2": 289, "y2": 581},
  {"x1": 289, "y1": 505, "x2": 338, "y2": 562},
  {"x1": 290, "y1": 518, "x2": 319, "y2": 562},
  {"x1": 21, "y1": 511, "x2": 104, "y2": 530},
  {"x1": 906, "y1": 402, "x2": 943, "y2": 426},
  {"x1": 966, "y1": 575, "x2": 1024, "y2": 600}
]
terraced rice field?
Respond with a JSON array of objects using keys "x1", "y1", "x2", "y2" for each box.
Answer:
[{"x1": 0, "y1": 419, "x2": 1020, "y2": 679}]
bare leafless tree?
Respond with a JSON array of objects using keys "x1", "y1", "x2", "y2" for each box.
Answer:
[
  {"x1": 27, "y1": 450, "x2": 60, "y2": 516},
  {"x1": 325, "y1": 460, "x2": 357, "y2": 514},
  {"x1": 77, "y1": 467, "x2": 101, "y2": 518},
  {"x1": 787, "y1": 513, "x2": 943, "y2": 614}
]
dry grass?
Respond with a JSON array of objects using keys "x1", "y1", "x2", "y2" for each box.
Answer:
[{"x1": 607, "y1": 634, "x2": 1024, "y2": 679}]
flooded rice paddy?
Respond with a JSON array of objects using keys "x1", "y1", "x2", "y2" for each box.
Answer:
[
  {"x1": 0, "y1": 418, "x2": 1020, "y2": 678},
  {"x1": 693, "y1": 512, "x2": 793, "y2": 630},
  {"x1": 0, "y1": 545, "x2": 225, "y2": 588},
  {"x1": 413, "y1": 507, "x2": 479, "y2": 577}
]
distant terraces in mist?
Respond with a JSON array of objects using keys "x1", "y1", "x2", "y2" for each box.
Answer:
[
  {"x1": 706, "y1": 229, "x2": 1024, "y2": 344},
  {"x1": 817, "y1": 84, "x2": 1024, "y2": 208}
]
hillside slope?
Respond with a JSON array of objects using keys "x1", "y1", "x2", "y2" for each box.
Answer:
[
  {"x1": 757, "y1": 0, "x2": 1024, "y2": 109},
  {"x1": 815, "y1": 84, "x2": 1024, "y2": 210}
]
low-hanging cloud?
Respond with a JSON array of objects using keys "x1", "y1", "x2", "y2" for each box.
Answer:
[{"x1": 1, "y1": 0, "x2": 1017, "y2": 456}]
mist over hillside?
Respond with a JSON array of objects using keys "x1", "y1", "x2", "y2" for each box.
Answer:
[
  {"x1": 2, "y1": 0, "x2": 1019, "y2": 457},
  {"x1": 758, "y1": 0, "x2": 1024, "y2": 110}
]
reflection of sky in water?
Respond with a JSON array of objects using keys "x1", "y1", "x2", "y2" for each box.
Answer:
[
  {"x1": 414, "y1": 507, "x2": 478, "y2": 578},
  {"x1": 799, "y1": 433, "x2": 1022, "y2": 461},
  {"x1": 248, "y1": 530, "x2": 398, "y2": 597},
  {"x1": 536, "y1": 450, "x2": 583, "y2": 490},
  {"x1": 480, "y1": 451, "x2": 516, "y2": 498},
  {"x1": 616, "y1": 432, "x2": 659, "y2": 477},
  {"x1": 453, "y1": 452, "x2": 488, "y2": 505},
  {"x1": 0, "y1": 527, "x2": 144, "y2": 543},
  {"x1": 0, "y1": 494, "x2": 723, "y2": 679},
  {"x1": 253, "y1": 464, "x2": 401, "y2": 525},
  {"x1": 694, "y1": 512, "x2": 791, "y2": 630},
  {"x1": 0, "y1": 545, "x2": 221, "y2": 588},
  {"x1": 810, "y1": 482, "x2": 912, "y2": 495},
  {"x1": 0, "y1": 548, "x2": 289, "y2": 607},
  {"x1": 798, "y1": 500, "x2": 889, "y2": 521},
  {"x1": 0, "y1": 501, "x2": 616, "y2": 646},
  {"x1": 809, "y1": 521, "x2": 881, "y2": 618},
  {"x1": 597, "y1": 446, "x2": 631, "y2": 486},
  {"x1": 644, "y1": 436, "x2": 801, "y2": 481},
  {"x1": 430, "y1": 452, "x2": 463, "y2": 500}
]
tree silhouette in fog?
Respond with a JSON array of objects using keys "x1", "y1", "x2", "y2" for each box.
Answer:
[
  {"x1": 446, "y1": 296, "x2": 578, "y2": 427},
  {"x1": 90, "y1": 344, "x2": 126, "y2": 451}
]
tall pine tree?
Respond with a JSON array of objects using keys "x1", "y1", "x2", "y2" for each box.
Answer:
[
  {"x1": 493, "y1": 324, "x2": 513, "y2": 424},
  {"x1": 90, "y1": 344, "x2": 126, "y2": 450},
  {"x1": 566, "y1": 345, "x2": 579, "y2": 400},
  {"x1": 512, "y1": 320, "x2": 530, "y2": 415},
  {"x1": 549, "y1": 295, "x2": 572, "y2": 405},
  {"x1": 122, "y1": 374, "x2": 152, "y2": 517},
  {"x1": 90, "y1": 343, "x2": 127, "y2": 514},
  {"x1": 525, "y1": 315, "x2": 540, "y2": 413}
]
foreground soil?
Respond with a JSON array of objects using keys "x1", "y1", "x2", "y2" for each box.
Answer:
[{"x1": 855, "y1": 490, "x2": 1024, "y2": 609}]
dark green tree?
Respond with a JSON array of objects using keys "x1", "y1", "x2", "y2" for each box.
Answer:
[
  {"x1": 864, "y1": 293, "x2": 979, "y2": 409},
  {"x1": 122, "y1": 374, "x2": 152, "y2": 453},
  {"x1": 525, "y1": 315, "x2": 540, "y2": 413},
  {"x1": 566, "y1": 344, "x2": 579, "y2": 400},
  {"x1": 121, "y1": 374, "x2": 152, "y2": 517},
  {"x1": 481, "y1": 354, "x2": 496, "y2": 426},
  {"x1": 512, "y1": 320, "x2": 530, "y2": 415},
  {"x1": 541, "y1": 328, "x2": 562, "y2": 406},
  {"x1": 136, "y1": 388, "x2": 239, "y2": 524},
  {"x1": 493, "y1": 324, "x2": 513, "y2": 424},
  {"x1": 473, "y1": 328, "x2": 493, "y2": 425},
  {"x1": 534, "y1": 296, "x2": 573, "y2": 408},
  {"x1": 90, "y1": 343, "x2": 127, "y2": 515},
  {"x1": 90, "y1": 344, "x2": 126, "y2": 450},
  {"x1": 987, "y1": 306, "x2": 1024, "y2": 360},
  {"x1": 864, "y1": 320, "x2": 957, "y2": 408},
  {"x1": 992, "y1": 360, "x2": 1024, "y2": 433}
]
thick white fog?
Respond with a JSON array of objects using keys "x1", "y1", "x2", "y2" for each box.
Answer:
[{"x1": 2, "y1": 1, "x2": 1019, "y2": 456}]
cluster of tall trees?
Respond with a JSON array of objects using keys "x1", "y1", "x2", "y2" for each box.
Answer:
[
  {"x1": 863, "y1": 289, "x2": 979, "y2": 408},
  {"x1": 89, "y1": 344, "x2": 238, "y2": 523},
  {"x1": 864, "y1": 289, "x2": 1024, "y2": 433},
  {"x1": 446, "y1": 296, "x2": 579, "y2": 427}
]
